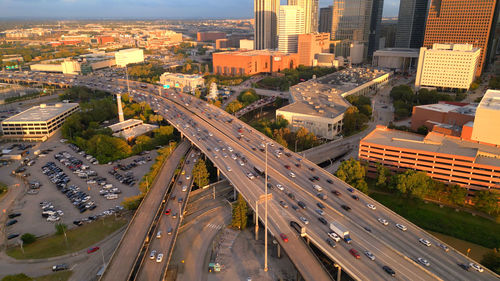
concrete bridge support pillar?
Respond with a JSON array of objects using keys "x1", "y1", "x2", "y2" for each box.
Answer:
[
  {"x1": 305, "y1": 236, "x2": 310, "y2": 245},
  {"x1": 334, "y1": 264, "x2": 341, "y2": 281},
  {"x1": 254, "y1": 202, "x2": 259, "y2": 240},
  {"x1": 233, "y1": 188, "x2": 237, "y2": 201}
]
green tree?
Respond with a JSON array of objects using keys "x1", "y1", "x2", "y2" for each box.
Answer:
[
  {"x1": 446, "y1": 184, "x2": 468, "y2": 206},
  {"x1": 335, "y1": 158, "x2": 368, "y2": 193},
  {"x1": 231, "y1": 193, "x2": 248, "y2": 230},
  {"x1": 21, "y1": 233, "x2": 36, "y2": 244},
  {"x1": 193, "y1": 159, "x2": 210, "y2": 188},
  {"x1": 238, "y1": 89, "x2": 259, "y2": 105},
  {"x1": 1, "y1": 274, "x2": 33, "y2": 281},
  {"x1": 149, "y1": 114, "x2": 163, "y2": 125},
  {"x1": 473, "y1": 190, "x2": 500, "y2": 215},
  {"x1": 481, "y1": 248, "x2": 500, "y2": 274},
  {"x1": 393, "y1": 170, "x2": 429, "y2": 199},
  {"x1": 55, "y1": 223, "x2": 67, "y2": 235},
  {"x1": 121, "y1": 194, "x2": 144, "y2": 210},
  {"x1": 194, "y1": 88, "x2": 202, "y2": 98},
  {"x1": 376, "y1": 164, "x2": 391, "y2": 188},
  {"x1": 86, "y1": 135, "x2": 132, "y2": 163},
  {"x1": 343, "y1": 106, "x2": 369, "y2": 136},
  {"x1": 226, "y1": 100, "x2": 243, "y2": 114}
]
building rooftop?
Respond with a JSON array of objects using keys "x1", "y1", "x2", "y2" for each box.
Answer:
[
  {"x1": 108, "y1": 119, "x2": 158, "y2": 140},
  {"x1": 214, "y1": 49, "x2": 288, "y2": 57},
  {"x1": 3, "y1": 103, "x2": 79, "y2": 123},
  {"x1": 362, "y1": 126, "x2": 500, "y2": 167},
  {"x1": 278, "y1": 67, "x2": 389, "y2": 119},
  {"x1": 373, "y1": 48, "x2": 420, "y2": 57},
  {"x1": 160, "y1": 72, "x2": 203, "y2": 79},
  {"x1": 478, "y1": 89, "x2": 500, "y2": 111},
  {"x1": 415, "y1": 102, "x2": 477, "y2": 115}
]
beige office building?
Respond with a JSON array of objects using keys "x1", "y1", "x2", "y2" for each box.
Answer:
[
  {"x1": 415, "y1": 44, "x2": 480, "y2": 90},
  {"x1": 278, "y1": 5, "x2": 305, "y2": 54},
  {"x1": 159, "y1": 72, "x2": 205, "y2": 93},
  {"x1": 471, "y1": 90, "x2": 500, "y2": 146},
  {"x1": 254, "y1": 0, "x2": 280, "y2": 50},
  {"x1": 288, "y1": 0, "x2": 319, "y2": 33},
  {"x1": 1, "y1": 103, "x2": 79, "y2": 141},
  {"x1": 115, "y1": 48, "x2": 144, "y2": 67}
]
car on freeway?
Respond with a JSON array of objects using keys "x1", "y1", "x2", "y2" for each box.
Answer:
[
  {"x1": 326, "y1": 179, "x2": 333, "y2": 184},
  {"x1": 289, "y1": 172, "x2": 296, "y2": 178},
  {"x1": 52, "y1": 264, "x2": 69, "y2": 272},
  {"x1": 364, "y1": 251, "x2": 375, "y2": 261},
  {"x1": 382, "y1": 265, "x2": 396, "y2": 277},
  {"x1": 156, "y1": 231, "x2": 162, "y2": 238},
  {"x1": 469, "y1": 262, "x2": 484, "y2": 272},
  {"x1": 165, "y1": 209, "x2": 171, "y2": 215},
  {"x1": 341, "y1": 205, "x2": 351, "y2": 211},
  {"x1": 396, "y1": 223, "x2": 407, "y2": 231},
  {"x1": 332, "y1": 190, "x2": 341, "y2": 196},
  {"x1": 149, "y1": 250, "x2": 157, "y2": 260},
  {"x1": 378, "y1": 218, "x2": 389, "y2": 226},
  {"x1": 299, "y1": 216, "x2": 309, "y2": 225},
  {"x1": 419, "y1": 238, "x2": 432, "y2": 247},
  {"x1": 349, "y1": 249, "x2": 361, "y2": 259},
  {"x1": 172, "y1": 212, "x2": 178, "y2": 219},
  {"x1": 366, "y1": 204, "x2": 376, "y2": 210},
  {"x1": 297, "y1": 201, "x2": 306, "y2": 209},
  {"x1": 316, "y1": 209, "x2": 325, "y2": 216},
  {"x1": 279, "y1": 201, "x2": 289, "y2": 208},
  {"x1": 438, "y1": 243, "x2": 449, "y2": 252},
  {"x1": 168, "y1": 227, "x2": 173, "y2": 235},
  {"x1": 280, "y1": 233, "x2": 288, "y2": 242},
  {"x1": 284, "y1": 165, "x2": 291, "y2": 170},
  {"x1": 156, "y1": 253, "x2": 164, "y2": 263},
  {"x1": 246, "y1": 173, "x2": 255, "y2": 180},
  {"x1": 351, "y1": 195, "x2": 359, "y2": 200},
  {"x1": 87, "y1": 246, "x2": 99, "y2": 254},
  {"x1": 276, "y1": 184, "x2": 284, "y2": 191},
  {"x1": 317, "y1": 202, "x2": 325, "y2": 209},
  {"x1": 418, "y1": 258, "x2": 430, "y2": 267},
  {"x1": 347, "y1": 187, "x2": 354, "y2": 193},
  {"x1": 326, "y1": 238, "x2": 336, "y2": 248},
  {"x1": 226, "y1": 166, "x2": 232, "y2": 172},
  {"x1": 318, "y1": 217, "x2": 327, "y2": 225},
  {"x1": 182, "y1": 185, "x2": 188, "y2": 192}
]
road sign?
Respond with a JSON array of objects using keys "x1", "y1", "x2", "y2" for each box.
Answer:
[{"x1": 257, "y1": 193, "x2": 272, "y2": 204}]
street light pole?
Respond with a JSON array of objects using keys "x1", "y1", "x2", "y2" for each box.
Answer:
[{"x1": 264, "y1": 142, "x2": 268, "y2": 272}]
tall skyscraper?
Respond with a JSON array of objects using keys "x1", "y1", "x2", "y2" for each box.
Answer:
[
  {"x1": 319, "y1": 6, "x2": 333, "y2": 34},
  {"x1": 395, "y1": 0, "x2": 430, "y2": 48},
  {"x1": 288, "y1": 0, "x2": 319, "y2": 33},
  {"x1": 278, "y1": 5, "x2": 305, "y2": 54},
  {"x1": 254, "y1": 0, "x2": 280, "y2": 50},
  {"x1": 423, "y1": 0, "x2": 500, "y2": 76},
  {"x1": 331, "y1": 0, "x2": 383, "y2": 60}
]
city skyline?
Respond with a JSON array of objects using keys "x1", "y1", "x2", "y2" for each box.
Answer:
[{"x1": 0, "y1": 0, "x2": 401, "y2": 19}]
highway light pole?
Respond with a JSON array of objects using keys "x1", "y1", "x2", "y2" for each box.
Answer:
[{"x1": 264, "y1": 142, "x2": 269, "y2": 272}]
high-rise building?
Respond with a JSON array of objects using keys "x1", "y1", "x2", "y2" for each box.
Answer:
[
  {"x1": 288, "y1": 0, "x2": 319, "y2": 33},
  {"x1": 278, "y1": 5, "x2": 305, "y2": 54},
  {"x1": 254, "y1": 0, "x2": 280, "y2": 50},
  {"x1": 423, "y1": 0, "x2": 500, "y2": 76},
  {"x1": 297, "y1": 33, "x2": 330, "y2": 66},
  {"x1": 319, "y1": 6, "x2": 333, "y2": 35},
  {"x1": 415, "y1": 44, "x2": 480, "y2": 90},
  {"x1": 331, "y1": 0, "x2": 383, "y2": 59},
  {"x1": 395, "y1": 0, "x2": 430, "y2": 48}
]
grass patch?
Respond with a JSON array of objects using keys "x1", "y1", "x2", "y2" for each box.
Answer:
[
  {"x1": 369, "y1": 192, "x2": 500, "y2": 249},
  {"x1": 33, "y1": 271, "x2": 73, "y2": 281},
  {"x1": 0, "y1": 182, "x2": 7, "y2": 201},
  {"x1": 7, "y1": 216, "x2": 127, "y2": 260}
]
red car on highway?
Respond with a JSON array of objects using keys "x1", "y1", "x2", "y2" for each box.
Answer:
[
  {"x1": 165, "y1": 208, "x2": 171, "y2": 215},
  {"x1": 87, "y1": 246, "x2": 99, "y2": 254},
  {"x1": 349, "y1": 249, "x2": 361, "y2": 259},
  {"x1": 280, "y1": 233, "x2": 288, "y2": 242}
]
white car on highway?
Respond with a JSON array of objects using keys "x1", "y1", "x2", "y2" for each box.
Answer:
[
  {"x1": 469, "y1": 263, "x2": 484, "y2": 272},
  {"x1": 366, "y1": 204, "x2": 376, "y2": 210},
  {"x1": 246, "y1": 173, "x2": 255, "y2": 180},
  {"x1": 396, "y1": 223, "x2": 407, "y2": 231},
  {"x1": 364, "y1": 251, "x2": 376, "y2": 261},
  {"x1": 299, "y1": 216, "x2": 309, "y2": 225},
  {"x1": 289, "y1": 172, "x2": 296, "y2": 178},
  {"x1": 419, "y1": 238, "x2": 432, "y2": 247},
  {"x1": 378, "y1": 218, "x2": 389, "y2": 226},
  {"x1": 327, "y1": 232, "x2": 340, "y2": 242},
  {"x1": 226, "y1": 166, "x2": 232, "y2": 172},
  {"x1": 149, "y1": 250, "x2": 157, "y2": 260},
  {"x1": 276, "y1": 184, "x2": 284, "y2": 191},
  {"x1": 418, "y1": 258, "x2": 430, "y2": 267},
  {"x1": 156, "y1": 253, "x2": 164, "y2": 263},
  {"x1": 315, "y1": 209, "x2": 325, "y2": 216}
]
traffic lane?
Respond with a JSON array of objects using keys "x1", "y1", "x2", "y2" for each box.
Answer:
[{"x1": 136, "y1": 155, "x2": 198, "y2": 281}]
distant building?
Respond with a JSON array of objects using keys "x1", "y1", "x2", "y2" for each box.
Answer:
[
  {"x1": 288, "y1": 0, "x2": 319, "y2": 33},
  {"x1": 254, "y1": 0, "x2": 280, "y2": 50},
  {"x1": 415, "y1": 44, "x2": 480, "y2": 90},
  {"x1": 411, "y1": 102, "x2": 477, "y2": 133},
  {"x1": 240, "y1": 39, "x2": 254, "y2": 50},
  {"x1": 372, "y1": 48, "x2": 419, "y2": 72},
  {"x1": 115, "y1": 48, "x2": 144, "y2": 67},
  {"x1": 197, "y1": 32, "x2": 226, "y2": 42},
  {"x1": 423, "y1": 0, "x2": 499, "y2": 76},
  {"x1": 471, "y1": 90, "x2": 500, "y2": 146},
  {"x1": 297, "y1": 33, "x2": 330, "y2": 66},
  {"x1": 276, "y1": 68, "x2": 390, "y2": 139},
  {"x1": 319, "y1": 6, "x2": 333, "y2": 35},
  {"x1": 216, "y1": 39, "x2": 230, "y2": 50},
  {"x1": 212, "y1": 50, "x2": 298, "y2": 76},
  {"x1": 314, "y1": 53, "x2": 344, "y2": 68},
  {"x1": 159, "y1": 72, "x2": 205, "y2": 93},
  {"x1": 395, "y1": 0, "x2": 429, "y2": 48},
  {"x1": 1, "y1": 103, "x2": 79, "y2": 141},
  {"x1": 278, "y1": 5, "x2": 305, "y2": 54}
]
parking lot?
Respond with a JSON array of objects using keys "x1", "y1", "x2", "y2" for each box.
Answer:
[{"x1": 3, "y1": 135, "x2": 158, "y2": 240}]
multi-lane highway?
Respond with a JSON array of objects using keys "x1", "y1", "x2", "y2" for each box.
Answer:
[
  {"x1": 136, "y1": 150, "x2": 198, "y2": 281},
  {"x1": 1, "y1": 71, "x2": 498, "y2": 281}
]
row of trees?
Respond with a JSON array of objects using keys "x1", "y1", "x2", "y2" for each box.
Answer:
[
  {"x1": 343, "y1": 95, "x2": 372, "y2": 136},
  {"x1": 231, "y1": 193, "x2": 248, "y2": 230},
  {"x1": 127, "y1": 63, "x2": 165, "y2": 83},
  {"x1": 225, "y1": 89, "x2": 261, "y2": 114},
  {"x1": 390, "y1": 85, "x2": 466, "y2": 120}
]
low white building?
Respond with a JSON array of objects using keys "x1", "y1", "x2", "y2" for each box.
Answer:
[
  {"x1": 240, "y1": 39, "x2": 254, "y2": 50},
  {"x1": 372, "y1": 48, "x2": 419, "y2": 72},
  {"x1": 159, "y1": 72, "x2": 205, "y2": 93},
  {"x1": 115, "y1": 48, "x2": 144, "y2": 67},
  {"x1": 415, "y1": 44, "x2": 480, "y2": 90}
]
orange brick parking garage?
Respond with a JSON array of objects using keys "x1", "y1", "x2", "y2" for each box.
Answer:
[{"x1": 212, "y1": 50, "x2": 298, "y2": 76}]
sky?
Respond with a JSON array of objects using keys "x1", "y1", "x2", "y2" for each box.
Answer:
[{"x1": 0, "y1": 0, "x2": 400, "y2": 19}]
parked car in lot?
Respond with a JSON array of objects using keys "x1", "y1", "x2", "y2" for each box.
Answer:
[
  {"x1": 6, "y1": 219, "x2": 17, "y2": 226},
  {"x1": 8, "y1": 213, "x2": 21, "y2": 219},
  {"x1": 7, "y1": 233, "x2": 19, "y2": 240}
]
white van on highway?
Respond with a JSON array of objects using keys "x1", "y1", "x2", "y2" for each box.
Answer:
[{"x1": 313, "y1": 184, "x2": 323, "y2": 192}]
